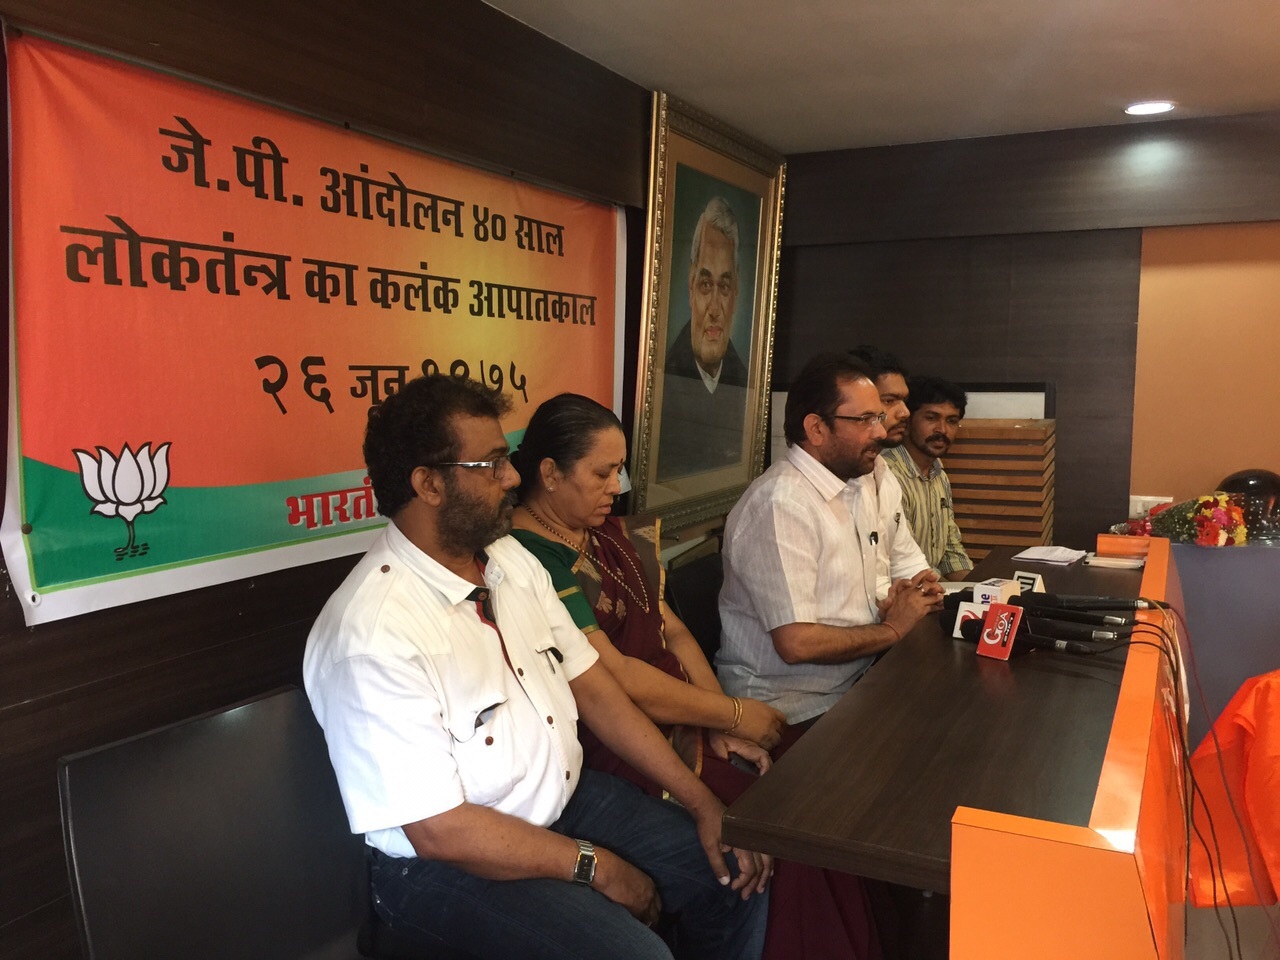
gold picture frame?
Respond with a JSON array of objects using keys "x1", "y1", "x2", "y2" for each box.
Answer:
[{"x1": 630, "y1": 92, "x2": 785, "y2": 531}]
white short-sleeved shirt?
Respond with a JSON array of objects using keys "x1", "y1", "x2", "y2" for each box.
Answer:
[
  {"x1": 868, "y1": 458, "x2": 931, "y2": 599},
  {"x1": 303, "y1": 524, "x2": 599, "y2": 858},
  {"x1": 716, "y1": 445, "x2": 928, "y2": 724}
]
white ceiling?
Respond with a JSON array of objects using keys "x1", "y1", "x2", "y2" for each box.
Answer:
[{"x1": 484, "y1": 0, "x2": 1280, "y2": 154}]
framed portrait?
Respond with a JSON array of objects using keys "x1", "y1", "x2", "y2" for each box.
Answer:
[{"x1": 630, "y1": 92, "x2": 785, "y2": 531}]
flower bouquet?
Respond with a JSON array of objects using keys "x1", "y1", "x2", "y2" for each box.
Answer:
[{"x1": 1149, "y1": 492, "x2": 1248, "y2": 546}]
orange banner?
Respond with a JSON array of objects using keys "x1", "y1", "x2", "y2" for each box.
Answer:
[{"x1": 2, "y1": 35, "x2": 620, "y2": 624}]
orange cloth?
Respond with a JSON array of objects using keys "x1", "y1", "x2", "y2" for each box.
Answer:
[{"x1": 1189, "y1": 670, "x2": 1280, "y2": 907}]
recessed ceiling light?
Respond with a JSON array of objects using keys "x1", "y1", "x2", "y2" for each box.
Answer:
[{"x1": 1125, "y1": 101, "x2": 1176, "y2": 116}]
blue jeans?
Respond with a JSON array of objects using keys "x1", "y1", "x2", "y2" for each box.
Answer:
[{"x1": 369, "y1": 769, "x2": 767, "y2": 960}]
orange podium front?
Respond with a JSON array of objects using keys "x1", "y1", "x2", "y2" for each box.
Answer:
[{"x1": 951, "y1": 538, "x2": 1186, "y2": 960}]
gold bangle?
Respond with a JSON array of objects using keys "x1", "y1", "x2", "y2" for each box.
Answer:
[
  {"x1": 883, "y1": 621, "x2": 902, "y2": 642},
  {"x1": 724, "y1": 696, "x2": 743, "y2": 734}
]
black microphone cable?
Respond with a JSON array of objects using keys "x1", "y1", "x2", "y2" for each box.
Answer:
[
  {"x1": 1133, "y1": 601, "x2": 1277, "y2": 959},
  {"x1": 1010, "y1": 615, "x2": 1250, "y2": 957},
  {"x1": 951, "y1": 592, "x2": 1266, "y2": 956},
  {"x1": 1119, "y1": 614, "x2": 1227, "y2": 955},
  {"x1": 1152, "y1": 600, "x2": 1280, "y2": 956},
  {"x1": 1135, "y1": 607, "x2": 1248, "y2": 957},
  {"x1": 951, "y1": 596, "x2": 1246, "y2": 953},
  {"x1": 1131, "y1": 623, "x2": 1238, "y2": 958},
  {"x1": 1102, "y1": 628, "x2": 1247, "y2": 957}
]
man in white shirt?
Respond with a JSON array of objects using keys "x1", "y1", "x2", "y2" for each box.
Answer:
[
  {"x1": 305, "y1": 375, "x2": 767, "y2": 960},
  {"x1": 847, "y1": 345, "x2": 936, "y2": 598},
  {"x1": 717, "y1": 354, "x2": 943, "y2": 725}
]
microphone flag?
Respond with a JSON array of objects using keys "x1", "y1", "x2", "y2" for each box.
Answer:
[{"x1": 975, "y1": 602, "x2": 1024, "y2": 661}]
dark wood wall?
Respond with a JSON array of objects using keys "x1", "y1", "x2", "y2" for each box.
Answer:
[
  {"x1": 775, "y1": 111, "x2": 1280, "y2": 548},
  {"x1": 0, "y1": 3, "x2": 648, "y2": 957},
  {"x1": 785, "y1": 111, "x2": 1280, "y2": 244},
  {"x1": 775, "y1": 231, "x2": 1142, "y2": 549}
]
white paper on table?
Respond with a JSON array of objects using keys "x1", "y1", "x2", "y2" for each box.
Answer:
[{"x1": 1010, "y1": 545, "x2": 1087, "y2": 564}]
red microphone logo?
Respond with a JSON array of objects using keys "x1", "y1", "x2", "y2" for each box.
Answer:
[
  {"x1": 982, "y1": 610, "x2": 1014, "y2": 645},
  {"x1": 976, "y1": 603, "x2": 1023, "y2": 661}
]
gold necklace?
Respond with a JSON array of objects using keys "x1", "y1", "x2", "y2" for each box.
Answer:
[
  {"x1": 523, "y1": 505, "x2": 588, "y2": 553},
  {"x1": 524, "y1": 505, "x2": 650, "y2": 614}
]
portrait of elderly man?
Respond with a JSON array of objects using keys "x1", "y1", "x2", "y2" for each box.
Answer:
[{"x1": 656, "y1": 195, "x2": 752, "y2": 481}]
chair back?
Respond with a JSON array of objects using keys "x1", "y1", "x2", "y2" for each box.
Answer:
[
  {"x1": 59, "y1": 687, "x2": 368, "y2": 960},
  {"x1": 665, "y1": 551, "x2": 725, "y2": 663}
]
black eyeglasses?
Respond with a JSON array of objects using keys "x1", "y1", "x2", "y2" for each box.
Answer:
[
  {"x1": 429, "y1": 455, "x2": 512, "y2": 479},
  {"x1": 827, "y1": 412, "x2": 887, "y2": 428}
]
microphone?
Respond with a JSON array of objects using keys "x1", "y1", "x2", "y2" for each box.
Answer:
[
  {"x1": 1023, "y1": 617, "x2": 1129, "y2": 643},
  {"x1": 1017, "y1": 593, "x2": 1165, "y2": 611},
  {"x1": 940, "y1": 606, "x2": 1001, "y2": 638},
  {"x1": 947, "y1": 590, "x2": 1138, "y2": 624},
  {"x1": 1009, "y1": 597, "x2": 1133, "y2": 626},
  {"x1": 1022, "y1": 634, "x2": 1103, "y2": 656},
  {"x1": 959, "y1": 619, "x2": 1098, "y2": 656}
]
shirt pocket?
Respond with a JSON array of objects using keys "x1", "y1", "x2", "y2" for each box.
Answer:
[
  {"x1": 443, "y1": 688, "x2": 509, "y2": 743},
  {"x1": 530, "y1": 636, "x2": 567, "y2": 679},
  {"x1": 531, "y1": 637, "x2": 580, "y2": 728},
  {"x1": 441, "y1": 686, "x2": 513, "y2": 807}
]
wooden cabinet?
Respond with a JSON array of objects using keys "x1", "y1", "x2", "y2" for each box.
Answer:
[{"x1": 947, "y1": 419, "x2": 1055, "y2": 561}]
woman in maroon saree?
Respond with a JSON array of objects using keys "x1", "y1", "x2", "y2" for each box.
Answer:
[{"x1": 510, "y1": 393, "x2": 883, "y2": 960}]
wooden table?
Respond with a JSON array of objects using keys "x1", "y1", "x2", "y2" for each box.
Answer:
[{"x1": 722, "y1": 543, "x2": 1186, "y2": 960}]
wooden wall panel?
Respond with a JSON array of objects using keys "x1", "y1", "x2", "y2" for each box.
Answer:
[
  {"x1": 0, "y1": 3, "x2": 649, "y2": 956},
  {"x1": 947, "y1": 420, "x2": 1056, "y2": 562},
  {"x1": 786, "y1": 111, "x2": 1280, "y2": 246},
  {"x1": 773, "y1": 230, "x2": 1141, "y2": 550}
]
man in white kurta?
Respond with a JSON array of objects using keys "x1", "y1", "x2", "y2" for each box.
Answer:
[{"x1": 717, "y1": 354, "x2": 942, "y2": 725}]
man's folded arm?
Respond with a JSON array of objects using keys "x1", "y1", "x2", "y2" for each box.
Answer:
[
  {"x1": 770, "y1": 575, "x2": 942, "y2": 665},
  {"x1": 769, "y1": 621, "x2": 900, "y2": 665},
  {"x1": 402, "y1": 802, "x2": 662, "y2": 922},
  {"x1": 401, "y1": 802, "x2": 581, "y2": 881}
]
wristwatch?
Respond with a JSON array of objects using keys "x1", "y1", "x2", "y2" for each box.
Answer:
[{"x1": 571, "y1": 838, "x2": 596, "y2": 886}]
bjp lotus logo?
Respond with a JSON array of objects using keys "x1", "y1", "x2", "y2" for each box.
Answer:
[{"x1": 74, "y1": 443, "x2": 171, "y2": 560}]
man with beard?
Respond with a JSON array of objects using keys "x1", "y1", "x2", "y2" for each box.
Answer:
[
  {"x1": 847, "y1": 346, "x2": 911, "y2": 452},
  {"x1": 656, "y1": 197, "x2": 751, "y2": 480},
  {"x1": 881, "y1": 376, "x2": 974, "y2": 581},
  {"x1": 716, "y1": 354, "x2": 942, "y2": 727},
  {"x1": 304, "y1": 375, "x2": 767, "y2": 960}
]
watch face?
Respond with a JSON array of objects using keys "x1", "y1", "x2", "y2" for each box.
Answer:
[{"x1": 573, "y1": 843, "x2": 596, "y2": 884}]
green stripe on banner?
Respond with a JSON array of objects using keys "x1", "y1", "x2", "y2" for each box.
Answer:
[{"x1": 20, "y1": 458, "x2": 384, "y2": 591}]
